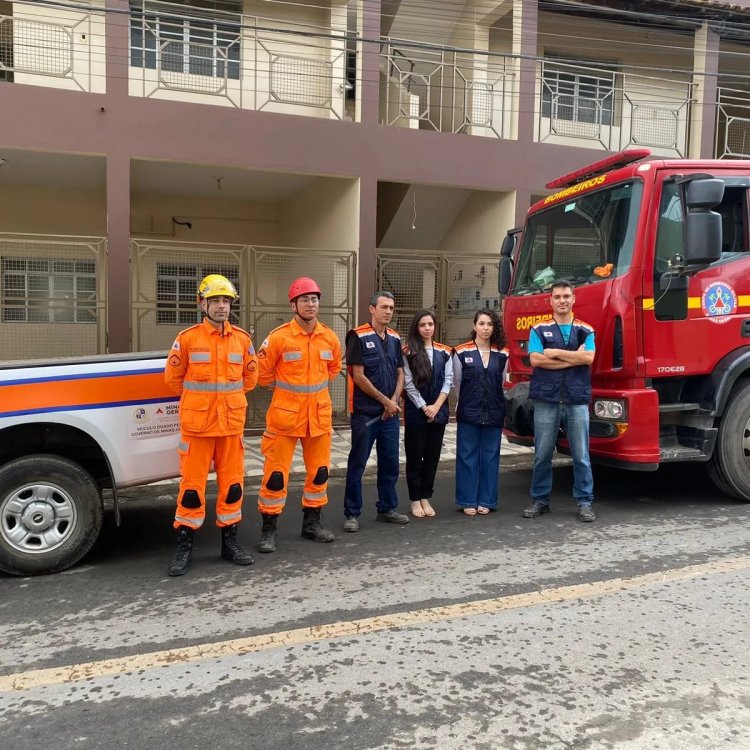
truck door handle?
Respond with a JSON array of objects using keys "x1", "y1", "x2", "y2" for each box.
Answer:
[{"x1": 743, "y1": 320, "x2": 750, "y2": 338}]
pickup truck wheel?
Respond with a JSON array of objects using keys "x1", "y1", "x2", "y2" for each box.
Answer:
[
  {"x1": 708, "y1": 380, "x2": 750, "y2": 501},
  {"x1": 0, "y1": 455, "x2": 103, "y2": 576}
]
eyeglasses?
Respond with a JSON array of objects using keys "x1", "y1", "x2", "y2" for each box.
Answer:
[{"x1": 296, "y1": 296, "x2": 320, "y2": 305}]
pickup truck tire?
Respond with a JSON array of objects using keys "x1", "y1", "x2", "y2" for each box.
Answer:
[
  {"x1": 708, "y1": 380, "x2": 750, "y2": 502},
  {"x1": 0, "y1": 455, "x2": 103, "y2": 576}
]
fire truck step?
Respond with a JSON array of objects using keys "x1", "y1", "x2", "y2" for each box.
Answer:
[
  {"x1": 658, "y1": 403, "x2": 701, "y2": 413},
  {"x1": 659, "y1": 446, "x2": 707, "y2": 462}
]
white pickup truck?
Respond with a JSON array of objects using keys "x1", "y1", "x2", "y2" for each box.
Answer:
[{"x1": 0, "y1": 353, "x2": 181, "y2": 576}]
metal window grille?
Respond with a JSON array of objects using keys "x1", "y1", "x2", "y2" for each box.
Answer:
[
  {"x1": 130, "y1": 4, "x2": 241, "y2": 80},
  {"x1": 542, "y1": 64, "x2": 615, "y2": 127},
  {"x1": 0, "y1": 15, "x2": 73, "y2": 77},
  {"x1": 1, "y1": 256, "x2": 97, "y2": 324},
  {"x1": 270, "y1": 54, "x2": 331, "y2": 107},
  {"x1": 156, "y1": 262, "x2": 240, "y2": 325}
]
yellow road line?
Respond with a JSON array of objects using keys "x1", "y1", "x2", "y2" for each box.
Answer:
[{"x1": 3, "y1": 555, "x2": 749, "y2": 693}]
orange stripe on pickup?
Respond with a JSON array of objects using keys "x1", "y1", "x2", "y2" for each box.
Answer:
[{"x1": 1, "y1": 372, "x2": 174, "y2": 414}]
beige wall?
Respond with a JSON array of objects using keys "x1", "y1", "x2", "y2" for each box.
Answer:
[
  {"x1": 130, "y1": 192, "x2": 281, "y2": 245},
  {"x1": 0, "y1": 185, "x2": 106, "y2": 234},
  {"x1": 438, "y1": 189, "x2": 516, "y2": 255},
  {"x1": 278, "y1": 176, "x2": 358, "y2": 250}
]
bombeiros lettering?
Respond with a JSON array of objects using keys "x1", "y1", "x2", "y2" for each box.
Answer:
[{"x1": 543, "y1": 175, "x2": 607, "y2": 205}]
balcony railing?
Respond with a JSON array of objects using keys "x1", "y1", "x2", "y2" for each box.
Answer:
[
  {"x1": 379, "y1": 39, "x2": 514, "y2": 138},
  {"x1": 129, "y1": 11, "x2": 351, "y2": 119},
  {"x1": 715, "y1": 87, "x2": 750, "y2": 159},
  {"x1": 537, "y1": 60, "x2": 693, "y2": 156},
  {"x1": 0, "y1": 13, "x2": 95, "y2": 90}
]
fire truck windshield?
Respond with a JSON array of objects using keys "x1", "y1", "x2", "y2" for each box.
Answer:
[{"x1": 510, "y1": 180, "x2": 644, "y2": 295}]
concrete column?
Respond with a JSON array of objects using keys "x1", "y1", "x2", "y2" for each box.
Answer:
[
  {"x1": 357, "y1": 0, "x2": 382, "y2": 125},
  {"x1": 690, "y1": 22, "x2": 720, "y2": 159},
  {"x1": 106, "y1": 153, "x2": 131, "y2": 353},
  {"x1": 357, "y1": 176, "x2": 378, "y2": 323},
  {"x1": 514, "y1": 189, "x2": 533, "y2": 227},
  {"x1": 513, "y1": 0, "x2": 538, "y2": 143},
  {"x1": 104, "y1": 0, "x2": 132, "y2": 352},
  {"x1": 105, "y1": 0, "x2": 129, "y2": 99}
]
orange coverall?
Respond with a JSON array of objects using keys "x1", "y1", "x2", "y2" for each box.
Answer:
[
  {"x1": 256, "y1": 317, "x2": 342, "y2": 515},
  {"x1": 165, "y1": 318, "x2": 258, "y2": 530}
]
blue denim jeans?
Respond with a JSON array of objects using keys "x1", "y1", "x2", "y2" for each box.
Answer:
[
  {"x1": 344, "y1": 413, "x2": 400, "y2": 518},
  {"x1": 455, "y1": 422, "x2": 501, "y2": 509},
  {"x1": 531, "y1": 402, "x2": 594, "y2": 506}
]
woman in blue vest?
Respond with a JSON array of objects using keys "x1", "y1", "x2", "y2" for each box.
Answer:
[
  {"x1": 402, "y1": 310, "x2": 454, "y2": 518},
  {"x1": 452, "y1": 310, "x2": 508, "y2": 515}
]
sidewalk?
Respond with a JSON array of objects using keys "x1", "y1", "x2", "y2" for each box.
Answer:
[{"x1": 243, "y1": 422, "x2": 534, "y2": 481}]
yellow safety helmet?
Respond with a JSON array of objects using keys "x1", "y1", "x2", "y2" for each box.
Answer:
[{"x1": 196, "y1": 274, "x2": 239, "y2": 304}]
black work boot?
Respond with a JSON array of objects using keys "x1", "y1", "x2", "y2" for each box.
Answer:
[
  {"x1": 220, "y1": 524, "x2": 255, "y2": 566},
  {"x1": 257, "y1": 514, "x2": 278, "y2": 553},
  {"x1": 301, "y1": 507, "x2": 335, "y2": 543},
  {"x1": 168, "y1": 526, "x2": 193, "y2": 577}
]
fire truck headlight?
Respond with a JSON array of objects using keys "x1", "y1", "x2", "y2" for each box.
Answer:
[{"x1": 593, "y1": 399, "x2": 626, "y2": 420}]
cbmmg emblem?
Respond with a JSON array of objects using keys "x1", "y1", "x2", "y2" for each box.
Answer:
[{"x1": 702, "y1": 283, "x2": 737, "y2": 324}]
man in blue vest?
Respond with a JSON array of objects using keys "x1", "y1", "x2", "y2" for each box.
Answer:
[
  {"x1": 523, "y1": 281, "x2": 597, "y2": 522},
  {"x1": 342, "y1": 291, "x2": 408, "y2": 532}
]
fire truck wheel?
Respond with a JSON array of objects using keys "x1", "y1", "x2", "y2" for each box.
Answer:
[
  {"x1": 709, "y1": 380, "x2": 750, "y2": 502},
  {"x1": 0, "y1": 454, "x2": 103, "y2": 576}
]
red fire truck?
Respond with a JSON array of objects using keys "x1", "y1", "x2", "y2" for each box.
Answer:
[{"x1": 501, "y1": 147, "x2": 750, "y2": 500}]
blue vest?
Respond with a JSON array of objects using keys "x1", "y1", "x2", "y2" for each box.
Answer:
[
  {"x1": 529, "y1": 320, "x2": 593, "y2": 405},
  {"x1": 403, "y1": 343, "x2": 452, "y2": 426},
  {"x1": 347, "y1": 324, "x2": 402, "y2": 415},
  {"x1": 454, "y1": 342, "x2": 508, "y2": 427}
]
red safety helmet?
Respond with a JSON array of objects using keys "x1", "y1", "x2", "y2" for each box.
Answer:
[{"x1": 288, "y1": 276, "x2": 322, "y2": 302}]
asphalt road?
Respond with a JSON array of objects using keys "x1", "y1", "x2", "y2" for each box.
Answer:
[{"x1": 1, "y1": 459, "x2": 749, "y2": 750}]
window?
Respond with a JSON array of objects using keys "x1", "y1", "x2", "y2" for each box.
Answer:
[
  {"x1": 156, "y1": 263, "x2": 240, "y2": 325},
  {"x1": 130, "y1": 1, "x2": 241, "y2": 80},
  {"x1": 542, "y1": 59, "x2": 615, "y2": 126},
  {"x1": 510, "y1": 181, "x2": 643, "y2": 295},
  {"x1": 1, "y1": 257, "x2": 97, "y2": 323}
]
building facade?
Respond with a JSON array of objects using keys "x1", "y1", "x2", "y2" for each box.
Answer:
[{"x1": 1, "y1": 0, "x2": 750, "y2": 421}]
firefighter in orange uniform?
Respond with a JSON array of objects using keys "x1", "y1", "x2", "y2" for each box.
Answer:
[
  {"x1": 164, "y1": 274, "x2": 258, "y2": 577},
  {"x1": 256, "y1": 277, "x2": 342, "y2": 553}
]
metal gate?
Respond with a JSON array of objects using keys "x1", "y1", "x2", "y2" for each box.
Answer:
[
  {"x1": 376, "y1": 251, "x2": 500, "y2": 346},
  {"x1": 130, "y1": 239, "x2": 356, "y2": 426},
  {"x1": 0, "y1": 232, "x2": 107, "y2": 360}
]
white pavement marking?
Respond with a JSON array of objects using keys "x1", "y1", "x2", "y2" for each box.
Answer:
[{"x1": 3, "y1": 555, "x2": 748, "y2": 693}]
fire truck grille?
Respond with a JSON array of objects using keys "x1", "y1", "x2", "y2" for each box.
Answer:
[{"x1": 589, "y1": 420, "x2": 618, "y2": 438}]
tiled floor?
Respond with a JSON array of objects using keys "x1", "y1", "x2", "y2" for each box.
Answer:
[{"x1": 244, "y1": 422, "x2": 533, "y2": 480}]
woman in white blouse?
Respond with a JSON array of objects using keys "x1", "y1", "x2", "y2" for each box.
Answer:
[{"x1": 402, "y1": 310, "x2": 454, "y2": 518}]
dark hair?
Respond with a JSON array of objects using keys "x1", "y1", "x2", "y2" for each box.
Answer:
[
  {"x1": 470, "y1": 309, "x2": 505, "y2": 349},
  {"x1": 370, "y1": 291, "x2": 395, "y2": 306},
  {"x1": 550, "y1": 280, "x2": 573, "y2": 293},
  {"x1": 406, "y1": 310, "x2": 436, "y2": 389}
]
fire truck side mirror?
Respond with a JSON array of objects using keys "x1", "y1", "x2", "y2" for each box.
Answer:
[
  {"x1": 499, "y1": 230, "x2": 518, "y2": 295},
  {"x1": 683, "y1": 178, "x2": 724, "y2": 266}
]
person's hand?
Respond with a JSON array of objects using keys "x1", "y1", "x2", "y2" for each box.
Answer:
[
  {"x1": 382, "y1": 398, "x2": 401, "y2": 417},
  {"x1": 423, "y1": 404, "x2": 438, "y2": 420}
]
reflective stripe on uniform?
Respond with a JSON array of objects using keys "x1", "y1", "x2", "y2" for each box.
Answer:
[
  {"x1": 274, "y1": 380, "x2": 328, "y2": 394},
  {"x1": 303, "y1": 489, "x2": 327, "y2": 501},
  {"x1": 189, "y1": 352, "x2": 211, "y2": 362},
  {"x1": 217, "y1": 510, "x2": 242, "y2": 524},
  {"x1": 175, "y1": 515, "x2": 204, "y2": 529},
  {"x1": 178, "y1": 440, "x2": 189, "y2": 452},
  {"x1": 228, "y1": 353, "x2": 243, "y2": 363},
  {"x1": 258, "y1": 495, "x2": 287, "y2": 506},
  {"x1": 282, "y1": 351, "x2": 303, "y2": 361},
  {"x1": 183, "y1": 380, "x2": 244, "y2": 392},
  {"x1": 320, "y1": 350, "x2": 333, "y2": 360}
]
